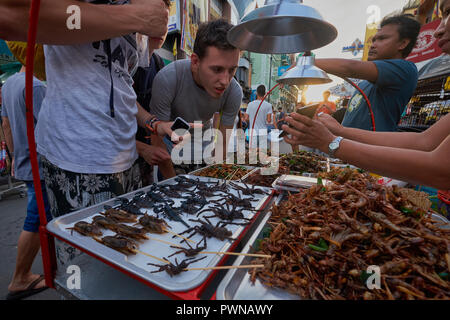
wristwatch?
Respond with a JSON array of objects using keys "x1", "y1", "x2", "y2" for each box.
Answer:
[{"x1": 328, "y1": 136, "x2": 343, "y2": 158}]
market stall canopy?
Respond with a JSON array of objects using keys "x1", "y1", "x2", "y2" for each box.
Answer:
[
  {"x1": 0, "y1": 62, "x2": 21, "y2": 84},
  {"x1": 229, "y1": 0, "x2": 255, "y2": 18},
  {"x1": 417, "y1": 54, "x2": 450, "y2": 80}
]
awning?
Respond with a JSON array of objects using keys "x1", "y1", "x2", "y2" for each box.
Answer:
[
  {"x1": 238, "y1": 57, "x2": 250, "y2": 69},
  {"x1": 417, "y1": 54, "x2": 450, "y2": 80}
]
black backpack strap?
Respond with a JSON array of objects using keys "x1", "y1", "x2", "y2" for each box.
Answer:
[
  {"x1": 103, "y1": 39, "x2": 115, "y2": 118},
  {"x1": 153, "y1": 53, "x2": 165, "y2": 72}
]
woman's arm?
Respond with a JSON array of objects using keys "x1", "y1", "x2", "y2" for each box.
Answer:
[
  {"x1": 335, "y1": 136, "x2": 450, "y2": 189},
  {"x1": 282, "y1": 113, "x2": 450, "y2": 189},
  {"x1": 319, "y1": 113, "x2": 450, "y2": 152}
]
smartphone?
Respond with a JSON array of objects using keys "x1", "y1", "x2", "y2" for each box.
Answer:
[
  {"x1": 170, "y1": 117, "x2": 190, "y2": 135},
  {"x1": 277, "y1": 121, "x2": 289, "y2": 138}
]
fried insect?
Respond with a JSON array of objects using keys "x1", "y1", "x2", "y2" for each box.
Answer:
[
  {"x1": 94, "y1": 235, "x2": 138, "y2": 255},
  {"x1": 113, "y1": 198, "x2": 143, "y2": 215},
  {"x1": 215, "y1": 192, "x2": 255, "y2": 210},
  {"x1": 147, "y1": 256, "x2": 207, "y2": 277},
  {"x1": 102, "y1": 207, "x2": 138, "y2": 223},
  {"x1": 249, "y1": 171, "x2": 450, "y2": 300},
  {"x1": 137, "y1": 214, "x2": 169, "y2": 234},
  {"x1": 67, "y1": 221, "x2": 103, "y2": 237},
  {"x1": 153, "y1": 203, "x2": 190, "y2": 227},
  {"x1": 193, "y1": 164, "x2": 250, "y2": 180},
  {"x1": 176, "y1": 217, "x2": 236, "y2": 242},
  {"x1": 197, "y1": 203, "x2": 252, "y2": 224},
  {"x1": 108, "y1": 223, "x2": 149, "y2": 241},
  {"x1": 229, "y1": 182, "x2": 269, "y2": 196},
  {"x1": 91, "y1": 215, "x2": 119, "y2": 229},
  {"x1": 168, "y1": 237, "x2": 208, "y2": 257}
]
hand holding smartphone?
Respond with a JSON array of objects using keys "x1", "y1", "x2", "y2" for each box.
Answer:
[{"x1": 170, "y1": 117, "x2": 190, "y2": 135}]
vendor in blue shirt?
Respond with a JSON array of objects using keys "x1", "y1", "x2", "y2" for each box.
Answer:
[{"x1": 315, "y1": 14, "x2": 421, "y2": 132}]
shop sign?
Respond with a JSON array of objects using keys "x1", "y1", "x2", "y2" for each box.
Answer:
[
  {"x1": 278, "y1": 65, "x2": 290, "y2": 76},
  {"x1": 342, "y1": 38, "x2": 364, "y2": 56},
  {"x1": 181, "y1": 0, "x2": 208, "y2": 56},
  {"x1": 362, "y1": 23, "x2": 378, "y2": 61},
  {"x1": 406, "y1": 19, "x2": 443, "y2": 63},
  {"x1": 168, "y1": 0, "x2": 181, "y2": 33}
]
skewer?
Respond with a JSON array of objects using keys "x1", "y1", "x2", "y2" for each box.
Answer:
[
  {"x1": 198, "y1": 251, "x2": 271, "y2": 258},
  {"x1": 93, "y1": 236, "x2": 169, "y2": 264},
  {"x1": 148, "y1": 236, "x2": 183, "y2": 247},
  {"x1": 149, "y1": 238, "x2": 271, "y2": 259},
  {"x1": 184, "y1": 264, "x2": 265, "y2": 271},
  {"x1": 225, "y1": 168, "x2": 240, "y2": 181},
  {"x1": 134, "y1": 249, "x2": 169, "y2": 264}
]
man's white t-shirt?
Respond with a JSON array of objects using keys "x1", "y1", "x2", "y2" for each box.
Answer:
[
  {"x1": 246, "y1": 99, "x2": 272, "y2": 137},
  {"x1": 36, "y1": 35, "x2": 139, "y2": 174}
]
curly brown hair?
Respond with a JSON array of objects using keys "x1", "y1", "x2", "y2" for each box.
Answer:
[{"x1": 193, "y1": 19, "x2": 236, "y2": 59}]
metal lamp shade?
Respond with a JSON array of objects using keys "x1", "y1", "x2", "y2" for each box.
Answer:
[
  {"x1": 277, "y1": 55, "x2": 332, "y2": 85},
  {"x1": 227, "y1": 0, "x2": 338, "y2": 54}
]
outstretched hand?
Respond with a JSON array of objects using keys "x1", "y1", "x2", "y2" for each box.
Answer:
[
  {"x1": 140, "y1": 144, "x2": 171, "y2": 166},
  {"x1": 317, "y1": 113, "x2": 343, "y2": 135},
  {"x1": 130, "y1": 0, "x2": 169, "y2": 39},
  {"x1": 281, "y1": 113, "x2": 336, "y2": 153}
]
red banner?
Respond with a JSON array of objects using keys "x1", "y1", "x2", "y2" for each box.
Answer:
[{"x1": 406, "y1": 19, "x2": 443, "y2": 63}]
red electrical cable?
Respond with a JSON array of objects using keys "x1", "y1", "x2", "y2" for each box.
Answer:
[
  {"x1": 249, "y1": 83, "x2": 280, "y2": 148},
  {"x1": 26, "y1": 1, "x2": 46, "y2": 225},
  {"x1": 343, "y1": 77, "x2": 376, "y2": 132},
  {"x1": 26, "y1": 0, "x2": 56, "y2": 288}
]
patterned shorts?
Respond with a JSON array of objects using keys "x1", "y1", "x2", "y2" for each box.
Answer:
[{"x1": 41, "y1": 157, "x2": 143, "y2": 218}]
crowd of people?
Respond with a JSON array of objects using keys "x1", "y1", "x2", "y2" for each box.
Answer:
[{"x1": 0, "y1": 0, "x2": 449, "y2": 300}]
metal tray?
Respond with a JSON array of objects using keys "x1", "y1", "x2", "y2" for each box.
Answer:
[
  {"x1": 241, "y1": 167, "x2": 281, "y2": 189},
  {"x1": 216, "y1": 194, "x2": 300, "y2": 300},
  {"x1": 216, "y1": 205, "x2": 449, "y2": 300},
  {"x1": 46, "y1": 175, "x2": 274, "y2": 293},
  {"x1": 190, "y1": 164, "x2": 255, "y2": 181}
]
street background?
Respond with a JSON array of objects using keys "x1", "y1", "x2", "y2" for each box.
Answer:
[{"x1": 0, "y1": 176, "x2": 59, "y2": 300}]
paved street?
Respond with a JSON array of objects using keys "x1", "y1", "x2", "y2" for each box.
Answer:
[{"x1": 0, "y1": 176, "x2": 60, "y2": 300}]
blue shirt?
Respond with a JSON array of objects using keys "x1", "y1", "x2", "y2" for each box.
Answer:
[
  {"x1": 342, "y1": 59, "x2": 418, "y2": 132},
  {"x1": 1, "y1": 73, "x2": 46, "y2": 181}
]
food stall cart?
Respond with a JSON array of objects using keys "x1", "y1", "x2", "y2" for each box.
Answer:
[
  {"x1": 44, "y1": 173, "x2": 277, "y2": 300},
  {"x1": 23, "y1": 0, "x2": 449, "y2": 300}
]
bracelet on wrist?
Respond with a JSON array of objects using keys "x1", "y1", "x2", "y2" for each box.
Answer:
[{"x1": 145, "y1": 117, "x2": 160, "y2": 134}]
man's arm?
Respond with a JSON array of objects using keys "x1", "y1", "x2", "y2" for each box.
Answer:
[
  {"x1": 315, "y1": 59, "x2": 379, "y2": 83},
  {"x1": 2, "y1": 117, "x2": 14, "y2": 176},
  {"x1": 0, "y1": 0, "x2": 169, "y2": 44},
  {"x1": 1, "y1": 117, "x2": 13, "y2": 156},
  {"x1": 136, "y1": 140, "x2": 175, "y2": 179},
  {"x1": 319, "y1": 113, "x2": 450, "y2": 152},
  {"x1": 135, "y1": 103, "x2": 176, "y2": 178}
]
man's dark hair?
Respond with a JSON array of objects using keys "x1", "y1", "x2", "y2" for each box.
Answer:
[
  {"x1": 193, "y1": 19, "x2": 236, "y2": 59},
  {"x1": 380, "y1": 14, "x2": 421, "y2": 58},
  {"x1": 162, "y1": 0, "x2": 170, "y2": 7},
  {"x1": 256, "y1": 85, "x2": 266, "y2": 97}
]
